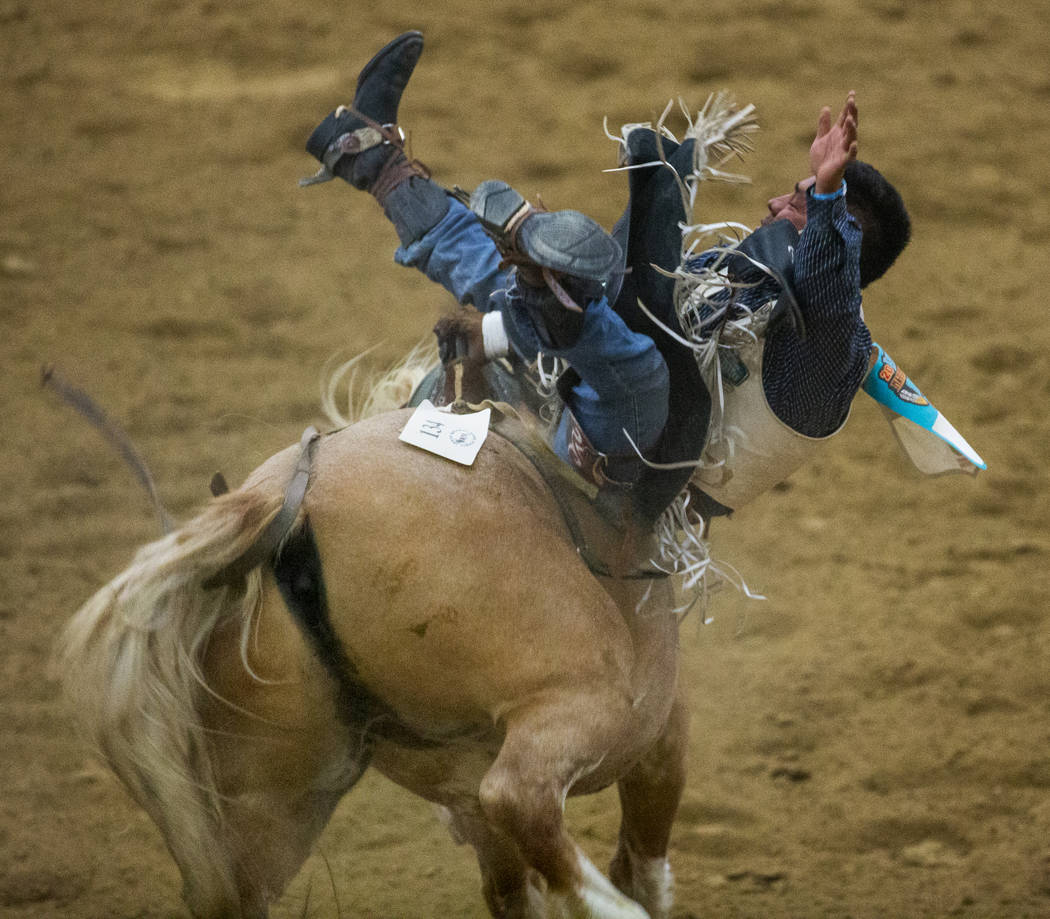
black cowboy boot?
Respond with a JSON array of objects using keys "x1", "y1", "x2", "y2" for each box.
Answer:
[
  {"x1": 304, "y1": 31, "x2": 423, "y2": 189},
  {"x1": 468, "y1": 180, "x2": 621, "y2": 349},
  {"x1": 302, "y1": 31, "x2": 449, "y2": 244}
]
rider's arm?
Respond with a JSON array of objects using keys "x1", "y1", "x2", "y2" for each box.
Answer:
[
  {"x1": 761, "y1": 92, "x2": 869, "y2": 437},
  {"x1": 762, "y1": 189, "x2": 870, "y2": 437}
]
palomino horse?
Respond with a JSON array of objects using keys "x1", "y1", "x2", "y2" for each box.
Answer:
[{"x1": 59, "y1": 367, "x2": 690, "y2": 918}]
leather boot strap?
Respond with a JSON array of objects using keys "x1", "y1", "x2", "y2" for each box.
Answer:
[{"x1": 370, "y1": 149, "x2": 432, "y2": 206}]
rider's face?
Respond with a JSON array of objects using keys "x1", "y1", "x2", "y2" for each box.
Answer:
[{"x1": 763, "y1": 175, "x2": 816, "y2": 231}]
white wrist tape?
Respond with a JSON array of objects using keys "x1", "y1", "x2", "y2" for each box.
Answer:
[{"x1": 482, "y1": 310, "x2": 510, "y2": 361}]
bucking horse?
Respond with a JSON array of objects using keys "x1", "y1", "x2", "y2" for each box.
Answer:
[{"x1": 54, "y1": 338, "x2": 695, "y2": 919}]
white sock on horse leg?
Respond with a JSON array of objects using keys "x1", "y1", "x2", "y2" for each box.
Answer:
[
  {"x1": 623, "y1": 849, "x2": 673, "y2": 919},
  {"x1": 548, "y1": 845, "x2": 650, "y2": 919}
]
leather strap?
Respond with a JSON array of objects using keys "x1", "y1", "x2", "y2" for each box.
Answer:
[
  {"x1": 203, "y1": 427, "x2": 322, "y2": 589},
  {"x1": 369, "y1": 148, "x2": 431, "y2": 206}
]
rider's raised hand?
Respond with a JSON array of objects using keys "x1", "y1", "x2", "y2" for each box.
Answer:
[{"x1": 809, "y1": 91, "x2": 858, "y2": 195}]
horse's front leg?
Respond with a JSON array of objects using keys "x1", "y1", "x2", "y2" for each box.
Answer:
[{"x1": 608, "y1": 682, "x2": 689, "y2": 919}]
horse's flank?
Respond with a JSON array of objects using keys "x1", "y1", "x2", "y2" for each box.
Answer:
[{"x1": 309, "y1": 413, "x2": 672, "y2": 732}]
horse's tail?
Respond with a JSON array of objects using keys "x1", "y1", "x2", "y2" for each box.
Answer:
[{"x1": 57, "y1": 486, "x2": 284, "y2": 915}]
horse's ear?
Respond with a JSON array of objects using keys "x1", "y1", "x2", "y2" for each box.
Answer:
[{"x1": 209, "y1": 473, "x2": 230, "y2": 497}]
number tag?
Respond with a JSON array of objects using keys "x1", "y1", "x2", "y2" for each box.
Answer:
[{"x1": 399, "y1": 399, "x2": 491, "y2": 466}]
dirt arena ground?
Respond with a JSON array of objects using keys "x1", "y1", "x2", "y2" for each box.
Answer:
[{"x1": 3, "y1": 1, "x2": 1049, "y2": 916}]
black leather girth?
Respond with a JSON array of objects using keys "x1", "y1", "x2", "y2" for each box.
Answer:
[{"x1": 271, "y1": 517, "x2": 435, "y2": 751}]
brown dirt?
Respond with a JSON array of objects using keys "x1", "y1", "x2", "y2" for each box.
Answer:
[{"x1": 3, "y1": 1, "x2": 1049, "y2": 916}]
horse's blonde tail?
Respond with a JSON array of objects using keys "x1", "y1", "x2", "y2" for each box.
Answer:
[{"x1": 57, "y1": 488, "x2": 283, "y2": 916}]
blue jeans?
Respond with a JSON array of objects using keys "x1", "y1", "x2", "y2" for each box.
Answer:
[{"x1": 396, "y1": 200, "x2": 669, "y2": 466}]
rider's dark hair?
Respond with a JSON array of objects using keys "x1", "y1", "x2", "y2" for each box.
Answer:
[{"x1": 844, "y1": 160, "x2": 911, "y2": 288}]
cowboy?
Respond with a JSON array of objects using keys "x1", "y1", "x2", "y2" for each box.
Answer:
[{"x1": 302, "y1": 32, "x2": 977, "y2": 529}]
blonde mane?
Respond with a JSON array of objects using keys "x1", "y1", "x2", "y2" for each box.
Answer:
[{"x1": 320, "y1": 339, "x2": 439, "y2": 428}]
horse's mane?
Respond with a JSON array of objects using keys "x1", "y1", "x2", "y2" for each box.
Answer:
[{"x1": 320, "y1": 338, "x2": 438, "y2": 428}]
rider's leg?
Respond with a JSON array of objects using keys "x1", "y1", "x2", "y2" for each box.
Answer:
[
  {"x1": 504, "y1": 292, "x2": 669, "y2": 480},
  {"x1": 547, "y1": 299, "x2": 670, "y2": 466},
  {"x1": 468, "y1": 181, "x2": 670, "y2": 477},
  {"x1": 303, "y1": 37, "x2": 670, "y2": 470},
  {"x1": 395, "y1": 173, "x2": 631, "y2": 317},
  {"x1": 395, "y1": 199, "x2": 510, "y2": 311},
  {"x1": 304, "y1": 33, "x2": 512, "y2": 310}
]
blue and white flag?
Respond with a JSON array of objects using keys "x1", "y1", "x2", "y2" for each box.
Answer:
[{"x1": 862, "y1": 344, "x2": 986, "y2": 476}]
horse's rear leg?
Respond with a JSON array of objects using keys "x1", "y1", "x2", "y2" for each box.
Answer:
[
  {"x1": 609, "y1": 686, "x2": 689, "y2": 919},
  {"x1": 479, "y1": 692, "x2": 650, "y2": 919},
  {"x1": 192, "y1": 592, "x2": 364, "y2": 918},
  {"x1": 210, "y1": 758, "x2": 357, "y2": 918}
]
